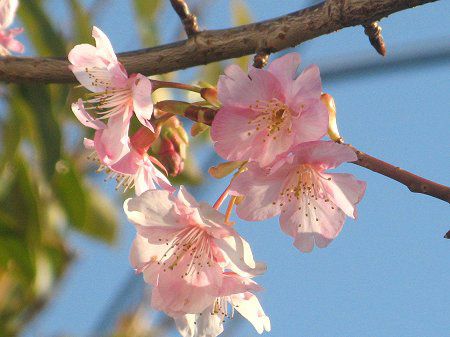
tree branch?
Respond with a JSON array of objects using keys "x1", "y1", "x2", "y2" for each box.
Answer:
[
  {"x1": 350, "y1": 145, "x2": 450, "y2": 203},
  {"x1": 170, "y1": 0, "x2": 199, "y2": 37},
  {"x1": 0, "y1": 0, "x2": 438, "y2": 83}
]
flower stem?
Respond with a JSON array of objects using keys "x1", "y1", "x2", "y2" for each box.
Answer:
[
  {"x1": 212, "y1": 163, "x2": 247, "y2": 210},
  {"x1": 151, "y1": 79, "x2": 202, "y2": 93},
  {"x1": 213, "y1": 185, "x2": 231, "y2": 210},
  {"x1": 224, "y1": 196, "x2": 237, "y2": 225}
]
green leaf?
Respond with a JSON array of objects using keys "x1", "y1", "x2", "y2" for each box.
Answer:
[
  {"x1": 52, "y1": 158, "x2": 87, "y2": 235},
  {"x1": 133, "y1": 0, "x2": 164, "y2": 46},
  {"x1": 17, "y1": 1, "x2": 66, "y2": 56},
  {"x1": 83, "y1": 184, "x2": 119, "y2": 244},
  {"x1": 53, "y1": 158, "x2": 118, "y2": 244},
  {"x1": 67, "y1": 0, "x2": 92, "y2": 43},
  {"x1": 9, "y1": 84, "x2": 62, "y2": 180}
]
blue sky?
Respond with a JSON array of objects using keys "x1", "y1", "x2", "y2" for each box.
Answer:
[{"x1": 23, "y1": 1, "x2": 449, "y2": 336}]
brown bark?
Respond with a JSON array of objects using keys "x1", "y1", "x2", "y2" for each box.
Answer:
[
  {"x1": 170, "y1": 0, "x2": 199, "y2": 37},
  {"x1": 350, "y1": 146, "x2": 450, "y2": 203},
  {"x1": 0, "y1": 0, "x2": 438, "y2": 83}
]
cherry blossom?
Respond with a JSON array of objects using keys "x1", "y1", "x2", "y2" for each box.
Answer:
[
  {"x1": 211, "y1": 53, "x2": 328, "y2": 166},
  {"x1": 72, "y1": 99, "x2": 130, "y2": 166},
  {"x1": 68, "y1": 26, "x2": 154, "y2": 139},
  {"x1": 230, "y1": 141, "x2": 366, "y2": 252},
  {"x1": 73, "y1": 100, "x2": 171, "y2": 193},
  {"x1": 126, "y1": 187, "x2": 265, "y2": 315},
  {"x1": 175, "y1": 272, "x2": 271, "y2": 337},
  {"x1": 0, "y1": 0, "x2": 24, "y2": 55}
]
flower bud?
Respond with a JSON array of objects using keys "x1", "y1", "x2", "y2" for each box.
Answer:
[
  {"x1": 153, "y1": 117, "x2": 189, "y2": 177},
  {"x1": 321, "y1": 93, "x2": 343, "y2": 143},
  {"x1": 209, "y1": 161, "x2": 245, "y2": 179},
  {"x1": 200, "y1": 87, "x2": 220, "y2": 107}
]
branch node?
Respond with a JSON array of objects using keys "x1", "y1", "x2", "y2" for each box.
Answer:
[
  {"x1": 363, "y1": 21, "x2": 387, "y2": 56},
  {"x1": 253, "y1": 49, "x2": 270, "y2": 68},
  {"x1": 170, "y1": 0, "x2": 200, "y2": 37}
]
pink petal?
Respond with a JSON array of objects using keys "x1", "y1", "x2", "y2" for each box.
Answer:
[
  {"x1": 255, "y1": 126, "x2": 294, "y2": 166},
  {"x1": 0, "y1": 0, "x2": 18, "y2": 30},
  {"x1": 110, "y1": 150, "x2": 140, "y2": 175},
  {"x1": 129, "y1": 234, "x2": 162, "y2": 271},
  {"x1": 291, "y1": 141, "x2": 357, "y2": 170},
  {"x1": 92, "y1": 26, "x2": 117, "y2": 64},
  {"x1": 177, "y1": 185, "x2": 199, "y2": 208},
  {"x1": 152, "y1": 167, "x2": 175, "y2": 192},
  {"x1": 280, "y1": 195, "x2": 346, "y2": 252},
  {"x1": 290, "y1": 64, "x2": 323, "y2": 104},
  {"x1": 231, "y1": 163, "x2": 284, "y2": 221},
  {"x1": 132, "y1": 74, "x2": 154, "y2": 130},
  {"x1": 219, "y1": 273, "x2": 262, "y2": 296},
  {"x1": 290, "y1": 100, "x2": 328, "y2": 144},
  {"x1": 322, "y1": 173, "x2": 366, "y2": 218},
  {"x1": 151, "y1": 262, "x2": 221, "y2": 315},
  {"x1": 210, "y1": 106, "x2": 260, "y2": 162},
  {"x1": 267, "y1": 52, "x2": 301, "y2": 92},
  {"x1": 175, "y1": 308, "x2": 224, "y2": 337},
  {"x1": 124, "y1": 189, "x2": 181, "y2": 231},
  {"x1": 93, "y1": 112, "x2": 131, "y2": 165},
  {"x1": 0, "y1": 28, "x2": 24, "y2": 53},
  {"x1": 217, "y1": 64, "x2": 282, "y2": 108},
  {"x1": 230, "y1": 292, "x2": 271, "y2": 334},
  {"x1": 134, "y1": 165, "x2": 157, "y2": 196},
  {"x1": 214, "y1": 233, "x2": 265, "y2": 277},
  {"x1": 71, "y1": 99, "x2": 105, "y2": 130},
  {"x1": 83, "y1": 138, "x2": 94, "y2": 149}
]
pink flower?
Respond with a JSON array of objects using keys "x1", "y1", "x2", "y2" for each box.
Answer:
[
  {"x1": 73, "y1": 100, "x2": 171, "y2": 194},
  {"x1": 0, "y1": 0, "x2": 24, "y2": 55},
  {"x1": 230, "y1": 141, "x2": 366, "y2": 252},
  {"x1": 72, "y1": 99, "x2": 130, "y2": 165},
  {"x1": 126, "y1": 187, "x2": 265, "y2": 315},
  {"x1": 175, "y1": 272, "x2": 271, "y2": 337},
  {"x1": 211, "y1": 53, "x2": 328, "y2": 166},
  {"x1": 68, "y1": 26, "x2": 154, "y2": 138},
  {"x1": 108, "y1": 146, "x2": 173, "y2": 195}
]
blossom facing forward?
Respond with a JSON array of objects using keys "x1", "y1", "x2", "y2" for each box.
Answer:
[
  {"x1": 231, "y1": 141, "x2": 366, "y2": 252},
  {"x1": 211, "y1": 53, "x2": 328, "y2": 166},
  {"x1": 68, "y1": 26, "x2": 154, "y2": 139},
  {"x1": 0, "y1": 0, "x2": 24, "y2": 55},
  {"x1": 175, "y1": 272, "x2": 270, "y2": 337},
  {"x1": 125, "y1": 187, "x2": 265, "y2": 316}
]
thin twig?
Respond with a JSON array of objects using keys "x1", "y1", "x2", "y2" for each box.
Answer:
[
  {"x1": 0, "y1": 0, "x2": 438, "y2": 83},
  {"x1": 349, "y1": 145, "x2": 450, "y2": 203},
  {"x1": 363, "y1": 21, "x2": 386, "y2": 56},
  {"x1": 170, "y1": 0, "x2": 199, "y2": 37}
]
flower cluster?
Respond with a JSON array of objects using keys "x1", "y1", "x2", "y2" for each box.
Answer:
[
  {"x1": 211, "y1": 53, "x2": 366, "y2": 252},
  {"x1": 0, "y1": 0, "x2": 24, "y2": 55},
  {"x1": 69, "y1": 27, "x2": 271, "y2": 337},
  {"x1": 69, "y1": 24, "x2": 366, "y2": 337}
]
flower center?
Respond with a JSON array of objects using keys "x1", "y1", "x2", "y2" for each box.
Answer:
[
  {"x1": 157, "y1": 226, "x2": 215, "y2": 278},
  {"x1": 276, "y1": 165, "x2": 336, "y2": 227},
  {"x1": 82, "y1": 69, "x2": 132, "y2": 120},
  {"x1": 87, "y1": 151, "x2": 136, "y2": 192},
  {"x1": 247, "y1": 98, "x2": 292, "y2": 142}
]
